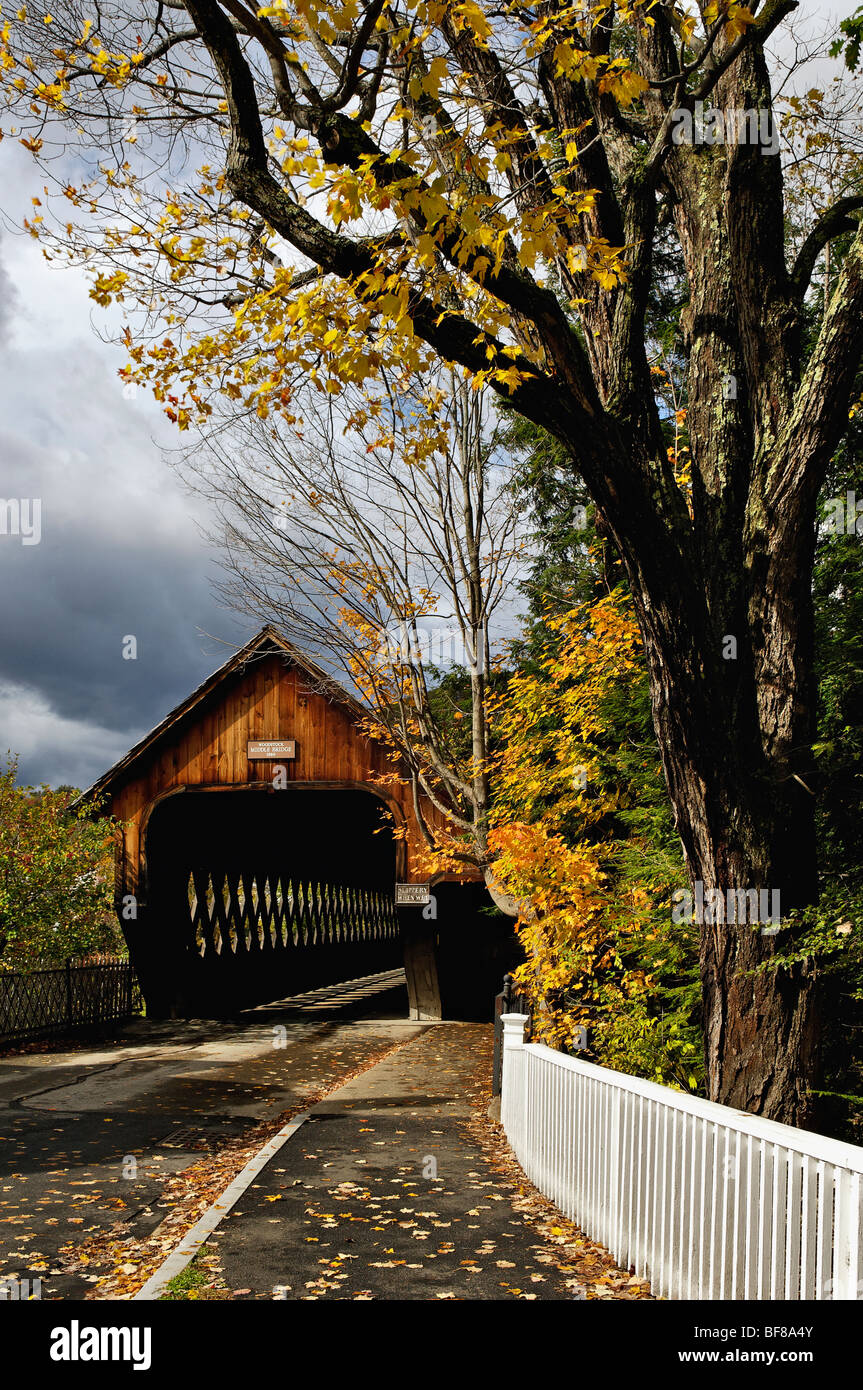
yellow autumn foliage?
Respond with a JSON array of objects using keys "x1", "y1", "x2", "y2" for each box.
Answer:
[{"x1": 487, "y1": 589, "x2": 699, "y2": 1088}]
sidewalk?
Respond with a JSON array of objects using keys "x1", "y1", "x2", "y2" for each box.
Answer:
[{"x1": 206, "y1": 1023, "x2": 651, "y2": 1301}]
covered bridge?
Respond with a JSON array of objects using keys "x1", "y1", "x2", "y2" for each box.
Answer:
[{"x1": 82, "y1": 627, "x2": 513, "y2": 1020}]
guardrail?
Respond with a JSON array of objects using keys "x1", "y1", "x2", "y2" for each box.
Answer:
[
  {"x1": 0, "y1": 958, "x2": 142, "y2": 1049},
  {"x1": 500, "y1": 1014, "x2": 863, "y2": 1300}
]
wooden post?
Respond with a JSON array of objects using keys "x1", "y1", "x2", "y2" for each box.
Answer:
[{"x1": 400, "y1": 910, "x2": 441, "y2": 1021}]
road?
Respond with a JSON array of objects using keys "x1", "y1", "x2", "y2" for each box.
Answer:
[{"x1": 0, "y1": 969, "x2": 421, "y2": 1299}]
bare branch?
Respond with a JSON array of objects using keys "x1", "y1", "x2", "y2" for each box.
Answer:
[{"x1": 790, "y1": 195, "x2": 863, "y2": 300}]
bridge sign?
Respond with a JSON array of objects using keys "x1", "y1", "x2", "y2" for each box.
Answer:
[
  {"x1": 247, "y1": 739, "x2": 297, "y2": 759},
  {"x1": 395, "y1": 883, "x2": 431, "y2": 905}
]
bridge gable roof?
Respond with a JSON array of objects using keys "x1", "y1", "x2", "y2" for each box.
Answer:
[{"x1": 78, "y1": 626, "x2": 368, "y2": 805}]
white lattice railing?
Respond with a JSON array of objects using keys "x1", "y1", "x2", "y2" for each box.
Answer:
[{"x1": 499, "y1": 1014, "x2": 863, "y2": 1300}]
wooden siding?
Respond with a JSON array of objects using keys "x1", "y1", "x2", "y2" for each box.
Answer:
[{"x1": 106, "y1": 651, "x2": 458, "y2": 901}]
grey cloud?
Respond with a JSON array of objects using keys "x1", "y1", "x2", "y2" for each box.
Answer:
[{"x1": 0, "y1": 279, "x2": 252, "y2": 787}]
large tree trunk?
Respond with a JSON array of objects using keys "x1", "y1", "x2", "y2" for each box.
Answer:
[
  {"x1": 552, "y1": 37, "x2": 834, "y2": 1127},
  {"x1": 639, "y1": 593, "x2": 821, "y2": 1123},
  {"x1": 611, "y1": 464, "x2": 822, "y2": 1123}
]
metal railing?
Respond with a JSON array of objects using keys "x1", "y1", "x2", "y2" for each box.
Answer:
[
  {"x1": 0, "y1": 958, "x2": 142, "y2": 1049},
  {"x1": 492, "y1": 974, "x2": 532, "y2": 1096},
  {"x1": 500, "y1": 1014, "x2": 863, "y2": 1300}
]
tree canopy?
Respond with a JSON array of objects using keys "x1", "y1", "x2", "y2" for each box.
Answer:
[{"x1": 0, "y1": 755, "x2": 120, "y2": 970}]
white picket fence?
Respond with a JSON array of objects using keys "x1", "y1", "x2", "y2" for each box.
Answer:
[{"x1": 500, "y1": 1014, "x2": 863, "y2": 1300}]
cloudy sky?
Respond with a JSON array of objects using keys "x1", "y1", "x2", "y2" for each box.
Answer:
[
  {"x1": 0, "y1": 137, "x2": 252, "y2": 790},
  {"x1": 0, "y1": 1, "x2": 858, "y2": 790}
]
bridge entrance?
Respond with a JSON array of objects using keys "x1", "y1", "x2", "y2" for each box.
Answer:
[{"x1": 139, "y1": 787, "x2": 401, "y2": 1017}]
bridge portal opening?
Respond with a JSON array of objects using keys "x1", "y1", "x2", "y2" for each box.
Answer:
[{"x1": 137, "y1": 787, "x2": 402, "y2": 1017}]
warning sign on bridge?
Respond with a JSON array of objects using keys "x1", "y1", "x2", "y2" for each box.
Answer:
[{"x1": 395, "y1": 883, "x2": 431, "y2": 906}]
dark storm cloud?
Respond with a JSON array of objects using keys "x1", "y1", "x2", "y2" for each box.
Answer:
[
  {"x1": 0, "y1": 253, "x2": 253, "y2": 788},
  {"x1": 0, "y1": 425, "x2": 240, "y2": 728},
  {"x1": 2, "y1": 0, "x2": 851, "y2": 789}
]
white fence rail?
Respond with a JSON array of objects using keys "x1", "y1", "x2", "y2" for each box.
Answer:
[{"x1": 500, "y1": 1014, "x2": 863, "y2": 1300}]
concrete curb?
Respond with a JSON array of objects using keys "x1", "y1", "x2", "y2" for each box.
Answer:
[{"x1": 133, "y1": 1112, "x2": 310, "y2": 1300}]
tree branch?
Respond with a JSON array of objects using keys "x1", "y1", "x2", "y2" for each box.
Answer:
[
  {"x1": 769, "y1": 215, "x2": 863, "y2": 519},
  {"x1": 790, "y1": 195, "x2": 863, "y2": 301},
  {"x1": 322, "y1": 0, "x2": 388, "y2": 113},
  {"x1": 182, "y1": 0, "x2": 606, "y2": 437},
  {"x1": 693, "y1": 0, "x2": 799, "y2": 106}
]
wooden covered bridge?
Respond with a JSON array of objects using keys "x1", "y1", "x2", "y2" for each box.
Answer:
[{"x1": 83, "y1": 627, "x2": 513, "y2": 1021}]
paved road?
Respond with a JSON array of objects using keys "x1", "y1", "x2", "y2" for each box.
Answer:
[{"x1": 0, "y1": 970, "x2": 420, "y2": 1299}]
